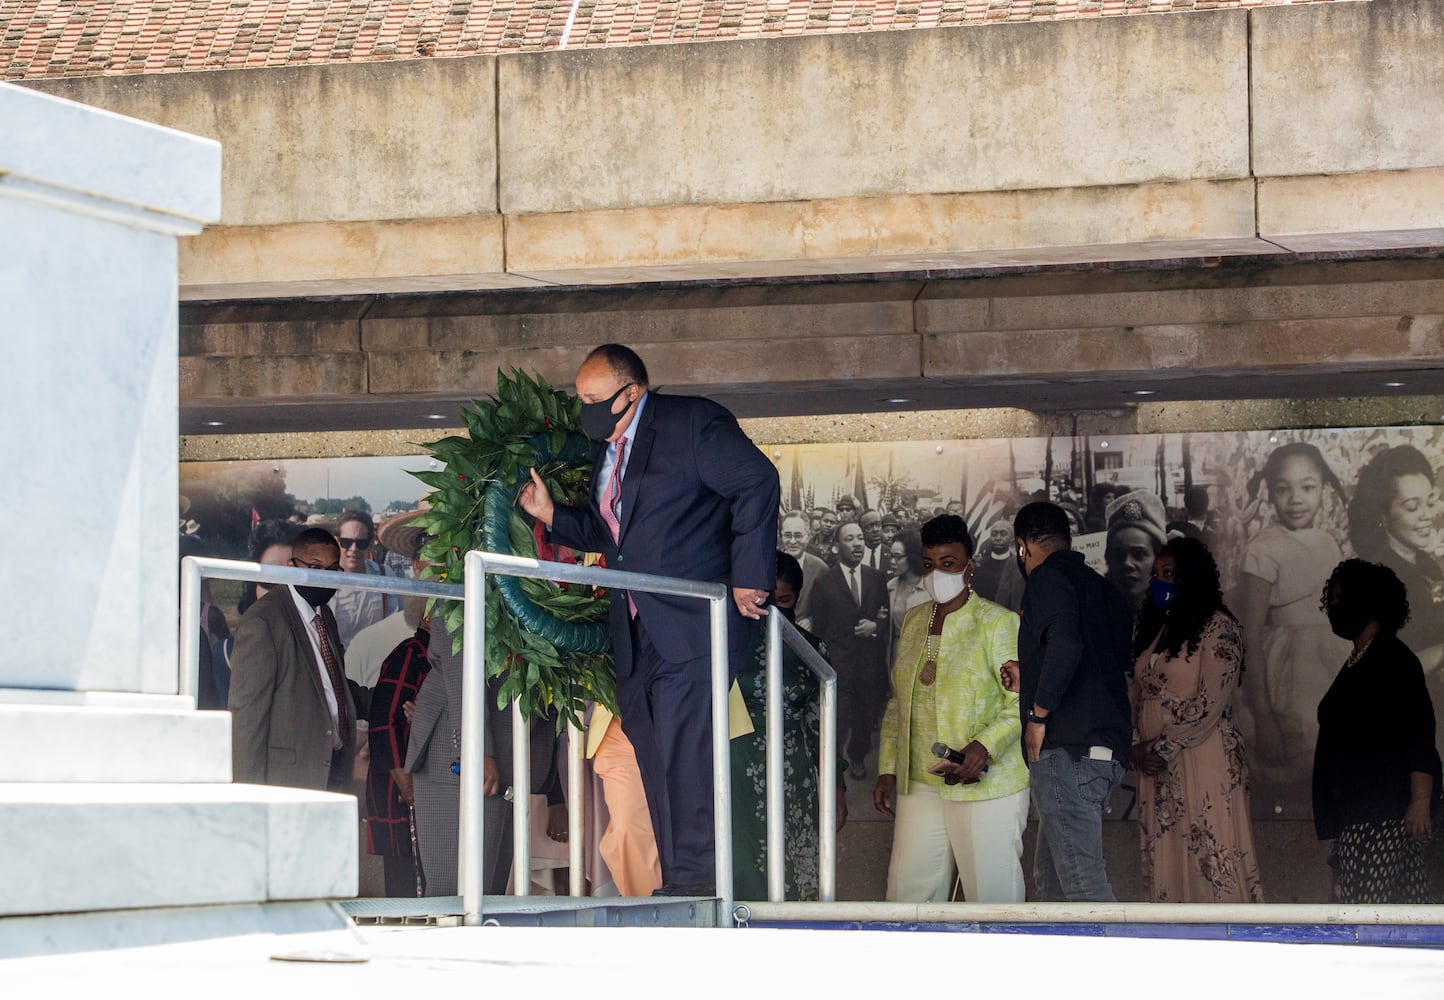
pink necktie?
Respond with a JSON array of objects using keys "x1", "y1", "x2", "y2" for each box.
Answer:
[
  {"x1": 600, "y1": 439, "x2": 625, "y2": 541},
  {"x1": 599, "y1": 440, "x2": 636, "y2": 617}
]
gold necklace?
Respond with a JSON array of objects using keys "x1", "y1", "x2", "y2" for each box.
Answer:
[
  {"x1": 920, "y1": 584, "x2": 971, "y2": 687},
  {"x1": 920, "y1": 603, "x2": 941, "y2": 686}
]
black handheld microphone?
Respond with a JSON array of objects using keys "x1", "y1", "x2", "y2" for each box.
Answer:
[
  {"x1": 932, "y1": 742, "x2": 966, "y2": 765},
  {"x1": 932, "y1": 742, "x2": 989, "y2": 784}
]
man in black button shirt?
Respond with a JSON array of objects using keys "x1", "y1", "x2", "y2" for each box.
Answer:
[{"x1": 1001, "y1": 502, "x2": 1132, "y2": 902}]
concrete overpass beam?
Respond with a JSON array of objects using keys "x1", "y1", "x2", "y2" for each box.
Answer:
[
  {"x1": 1252, "y1": 0, "x2": 1444, "y2": 252},
  {"x1": 917, "y1": 261, "x2": 1444, "y2": 395}
]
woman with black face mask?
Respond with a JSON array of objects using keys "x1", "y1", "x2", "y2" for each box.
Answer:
[
  {"x1": 1129, "y1": 537, "x2": 1263, "y2": 903},
  {"x1": 1313, "y1": 558, "x2": 1442, "y2": 903}
]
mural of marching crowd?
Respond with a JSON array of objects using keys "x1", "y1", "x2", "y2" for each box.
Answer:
[
  {"x1": 180, "y1": 422, "x2": 1444, "y2": 832},
  {"x1": 774, "y1": 426, "x2": 1444, "y2": 823}
]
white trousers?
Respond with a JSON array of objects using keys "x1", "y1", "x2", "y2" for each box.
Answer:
[{"x1": 885, "y1": 787, "x2": 1030, "y2": 903}]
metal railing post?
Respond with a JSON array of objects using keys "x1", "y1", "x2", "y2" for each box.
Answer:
[
  {"x1": 709, "y1": 594, "x2": 733, "y2": 917},
  {"x1": 568, "y1": 718, "x2": 585, "y2": 897},
  {"x1": 461, "y1": 551, "x2": 488, "y2": 924},
  {"x1": 817, "y1": 659, "x2": 838, "y2": 902},
  {"x1": 765, "y1": 613, "x2": 786, "y2": 903},
  {"x1": 760, "y1": 613, "x2": 839, "y2": 903},
  {"x1": 511, "y1": 697, "x2": 531, "y2": 896},
  {"x1": 178, "y1": 557, "x2": 203, "y2": 703}
]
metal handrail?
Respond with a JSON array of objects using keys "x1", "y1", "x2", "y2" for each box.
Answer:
[
  {"x1": 180, "y1": 553, "x2": 740, "y2": 921},
  {"x1": 463, "y1": 551, "x2": 733, "y2": 927},
  {"x1": 178, "y1": 555, "x2": 463, "y2": 700},
  {"x1": 763, "y1": 613, "x2": 839, "y2": 903}
]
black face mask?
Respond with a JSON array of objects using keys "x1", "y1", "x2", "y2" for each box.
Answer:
[
  {"x1": 296, "y1": 585, "x2": 337, "y2": 608},
  {"x1": 776, "y1": 603, "x2": 796, "y2": 624},
  {"x1": 580, "y1": 384, "x2": 634, "y2": 442},
  {"x1": 1327, "y1": 603, "x2": 1370, "y2": 641}
]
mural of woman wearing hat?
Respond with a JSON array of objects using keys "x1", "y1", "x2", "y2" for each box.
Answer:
[{"x1": 1104, "y1": 490, "x2": 1168, "y2": 618}]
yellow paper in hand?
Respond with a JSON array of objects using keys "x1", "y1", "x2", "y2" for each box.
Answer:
[
  {"x1": 728, "y1": 680, "x2": 754, "y2": 739},
  {"x1": 586, "y1": 683, "x2": 753, "y2": 754}
]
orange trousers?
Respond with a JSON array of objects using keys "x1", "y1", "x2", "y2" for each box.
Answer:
[{"x1": 592, "y1": 717, "x2": 662, "y2": 896}]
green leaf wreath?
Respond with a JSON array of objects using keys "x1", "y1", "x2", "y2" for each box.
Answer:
[{"x1": 410, "y1": 369, "x2": 616, "y2": 728}]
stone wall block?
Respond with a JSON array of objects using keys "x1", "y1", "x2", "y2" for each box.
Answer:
[
  {"x1": 499, "y1": 13, "x2": 1249, "y2": 215},
  {"x1": 925, "y1": 314, "x2": 1444, "y2": 380},
  {"x1": 368, "y1": 332, "x2": 922, "y2": 395},
  {"x1": 932, "y1": 278, "x2": 1444, "y2": 333},
  {"x1": 637, "y1": 333, "x2": 922, "y2": 387},
  {"x1": 1253, "y1": 0, "x2": 1444, "y2": 178},
  {"x1": 180, "y1": 322, "x2": 361, "y2": 357},
  {"x1": 178, "y1": 215, "x2": 512, "y2": 298},
  {"x1": 364, "y1": 296, "x2": 917, "y2": 353},
  {"x1": 1258, "y1": 168, "x2": 1444, "y2": 251},
  {"x1": 179, "y1": 353, "x2": 368, "y2": 398},
  {"x1": 29, "y1": 58, "x2": 500, "y2": 227},
  {"x1": 366, "y1": 348, "x2": 581, "y2": 395}
]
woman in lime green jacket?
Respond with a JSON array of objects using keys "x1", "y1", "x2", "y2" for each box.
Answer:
[{"x1": 873, "y1": 515, "x2": 1029, "y2": 903}]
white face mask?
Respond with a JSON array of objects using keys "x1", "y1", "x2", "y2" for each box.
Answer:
[{"x1": 924, "y1": 567, "x2": 969, "y2": 605}]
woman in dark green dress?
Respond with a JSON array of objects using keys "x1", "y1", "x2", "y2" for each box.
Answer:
[{"x1": 731, "y1": 551, "x2": 848, "y2": 900}]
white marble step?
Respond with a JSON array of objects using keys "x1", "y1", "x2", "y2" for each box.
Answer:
[
  {"x1": 0, "y1": 900, "x2": 351, "y2": 960},
  {"x1": 0, "y1": 783, "x2": 356, "y2": 917},
  {"x1": 0, "y1": 690, "x2": 192, "y2": 709},
  {"x1": 0, "y1": 705, "x2": 231, "y2": 782}
]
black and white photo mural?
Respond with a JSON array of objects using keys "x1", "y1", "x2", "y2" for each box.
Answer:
[
  {"x1": 181, "y1": 423, "x2": 1444, "y2": 823},
  {"x1": 771, "y1": 426, "x2": 1444, "y2": 821}
]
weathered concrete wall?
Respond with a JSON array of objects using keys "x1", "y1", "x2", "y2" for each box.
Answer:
[
  {"x1": 34, "y1": 58, "x2": 498, "y2": 226},
  {"x1": 498, "y1": 12, "x2": 1249, "y2": 213},
  {"x1": 23, "y1": 0, "x2": 1443, "y2": 297},
  {"x1": 1253, "y1": 0, "x2": 1444, "y2": 179},
  {"x1": 1254, "y1": 0, "x2": 1444, "y2": 250},
  {"x1": 33, "y1": 59, "x2": 514, "y2": 296}
]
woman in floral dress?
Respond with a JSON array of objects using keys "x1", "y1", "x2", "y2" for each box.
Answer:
[
  {"x1": 1131, "y1": 536, "x2": 1264, "y2": 903},
  {"x1": 730, "y1": 551, "x2": 847, "y2": 900}
]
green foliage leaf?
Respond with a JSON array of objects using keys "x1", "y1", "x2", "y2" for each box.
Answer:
[{"x1": 412, "y1": 367, "x2": 618, "y2": 728}]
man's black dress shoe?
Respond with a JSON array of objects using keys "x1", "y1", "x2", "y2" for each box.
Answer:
[{"x1": 652, "y1": 883, "x2": 712, "y2": 897}]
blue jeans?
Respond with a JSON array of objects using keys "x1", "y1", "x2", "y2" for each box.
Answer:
[{"x1": 1028, "y1": 746, "x2": 1124, "y2": 902}]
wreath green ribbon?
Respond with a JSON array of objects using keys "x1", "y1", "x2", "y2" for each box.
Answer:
[{"x1": 479, "y1": 430, "x2": 610, "y2": 655}]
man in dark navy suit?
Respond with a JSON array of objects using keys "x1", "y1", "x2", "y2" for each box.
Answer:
[{"x1": 519, "y1": 344, "x2": 780, "y2": 896}]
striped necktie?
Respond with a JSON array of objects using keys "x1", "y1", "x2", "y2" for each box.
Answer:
[{"x1": 312, "y1": 611, "x2": 350, "y2": 748}]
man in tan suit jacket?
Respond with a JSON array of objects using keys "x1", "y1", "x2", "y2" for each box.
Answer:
[{"x1": 230, "y1": 528, "x2": 358, "y2": 792}]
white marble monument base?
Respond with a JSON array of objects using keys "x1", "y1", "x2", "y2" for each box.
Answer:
[
  {"x1": 0, "y1": 82, "x2": 364, "y2": 937},
  {"x1": 0, "y1": 783, "x2": 357, "y2": 917}
]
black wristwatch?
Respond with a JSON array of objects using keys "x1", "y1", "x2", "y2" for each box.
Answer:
[{"x1": 1026, "y1": 709, "x2": 1050, "y2": 726}]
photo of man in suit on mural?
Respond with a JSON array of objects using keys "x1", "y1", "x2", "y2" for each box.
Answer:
[{"x1": 808, "y1": 520, "x2": 890, "y2": 782}]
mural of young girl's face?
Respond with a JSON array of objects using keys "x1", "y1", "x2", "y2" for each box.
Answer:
[{"x1": 1269, "y1": 453, "x2": 1325, "y2": 530}]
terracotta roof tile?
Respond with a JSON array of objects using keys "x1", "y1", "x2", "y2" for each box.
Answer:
[{"x1": 2, "y1": 0, "x2": 1355, "y2": 79}]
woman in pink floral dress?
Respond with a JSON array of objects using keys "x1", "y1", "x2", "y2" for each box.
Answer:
[{"x1": 1131, "y1": 536, "x2": 1264, "y2": 903}]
